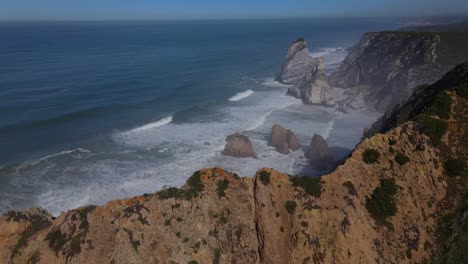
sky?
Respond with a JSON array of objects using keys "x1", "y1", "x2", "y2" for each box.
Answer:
[{"x1": 1, "y1": 0, "x2": 468, "y2": 21}]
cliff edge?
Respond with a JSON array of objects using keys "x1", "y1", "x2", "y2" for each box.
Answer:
[{"x1": 1, "y1": 62, "x2": 467, "y2": 263}]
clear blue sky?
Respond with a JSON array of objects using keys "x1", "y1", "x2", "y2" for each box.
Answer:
[{"x1": 1, "y1": 0, "x2": 468, "y2": 21}]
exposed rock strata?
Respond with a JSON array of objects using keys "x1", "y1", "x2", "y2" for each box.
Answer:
[
  {"x1": 277, "y1": 38, "x2": 335, "y2": 105},
  {"x1": 330, "y1": 30, "x2": 468, "y2": 111},
  {"x1": 222, "y1": 133, "x2": 256, "y2": 158},
  {"x1": 1, "y1": 62, "x2": 467, "y2": 264},
  {"x1": 269, "y1": 124, "x2": 300, "y2": 154}
]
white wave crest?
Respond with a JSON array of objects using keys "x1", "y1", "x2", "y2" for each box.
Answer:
[
  {"x1": 323, "y1": 119, "x2": 335, "y2": 139},
  {"x1": 130, "y1": 115, "x2": 173, "y2": 132},
  {"x1": 310, "y1": 47, "x2": 343, "y2": 58},
  {"x1": 229, "y1": 90, "x2": 254, "y2": 101}
]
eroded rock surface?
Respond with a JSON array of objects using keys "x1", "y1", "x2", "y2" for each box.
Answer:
[
  {"x1": 1, "y1": 62, "x2": 467, "y2": 264},
  {"x1": 222, "y1": 133, "x2": 256, "y2": 158},
  {"x1": 277, "y1": 38, "x2": 335, "y2": 105},
  {"x1": 269, "y1": 124, "x2": 301, "y2": 154},
  {"x1": 330, "y1": 30, "x2": 468, "y2": 111}
]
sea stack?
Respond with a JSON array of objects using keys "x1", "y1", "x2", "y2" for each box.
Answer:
[
  {"x1": 269, "y1": 124, "x2": 301, "y2": 154},
  {"x1": 307, "y1": 134, "x2": 333, "y2": 169},
  {"x1": 277, "y1": 38, "x2": 334, "y2": 105},
  {"x1": 222, "y1": 133, "x2": 256, "y2": 158}
]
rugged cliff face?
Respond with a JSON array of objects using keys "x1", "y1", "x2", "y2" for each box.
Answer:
[
  {"x1": 277, "y1": 38, "x2": 335, "y2": 105},
  {"x1": 1, "y1": 63, "x2": 466, "y2": 263},
  {"x1": 330, "y1": 29, "x2": 468, "y2": 112}
]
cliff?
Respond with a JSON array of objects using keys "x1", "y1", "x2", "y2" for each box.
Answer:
[
  {"x1": 330, "y1": 29, "x2": 468, "y2": 112},
  {"x1": 1, "y1": 63, "x2": 467, "y2": 263}
]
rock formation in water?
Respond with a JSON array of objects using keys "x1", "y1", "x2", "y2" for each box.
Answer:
[
  {"x1": 1, "y1": 62, "x2": 467, "y2": 264},
  {"x1": 222, "y1": 133, "x2": 256, "y2": 158},
  {"x1": 269, "y1": 124, "x2": 301, "y2": 154},
  {"x1": 330, "y1": 25, "x2": 468, "y2": 112},
  {"x1": 277, "y1": 38, "x2": 335, "y2": 105},
  {"x1": 306, "y1": 134, "x2": 333, "y2": 169}
]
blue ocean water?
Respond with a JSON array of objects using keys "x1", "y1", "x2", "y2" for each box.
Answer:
[{"x1": 0, "y1": 18, "x2": 402, "y2": 214}]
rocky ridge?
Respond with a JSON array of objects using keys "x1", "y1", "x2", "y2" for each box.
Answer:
[
  {"x1": 330, "y1": 29, "x2": 468, "y2": 112},
  {"x1": 0, "y1": 63, "x2": 467, "y2": 263}
]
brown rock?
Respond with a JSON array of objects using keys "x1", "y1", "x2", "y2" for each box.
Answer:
[
  {"x1": 307, "y1": 134, "x2": 333, "y2": 169},
  {"x1": 222, "y1": 133, "x2": 256, "y2": 158},
  {"x1": 269, "y1": 124, "x2": 301, "y2": 154}
]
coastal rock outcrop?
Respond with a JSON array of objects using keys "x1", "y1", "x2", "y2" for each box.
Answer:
[
  {"x1": 222, "y1": 133, "x2": 256, "y2": 158},
  {"x1": 276, "y1": 37, "x2": 317, "y2": 85},
  {"x1": 1, "y1": 61, "x2": 466, "y2": 264},
  {"x1": 330, "y1": 27, "x2": 468, "y2": 111},
  {"x1": 307, "y1": 134, "x2": 333, "y2": 169},
  {"x1": 277, "y1": 38, "x2": 335, "y2": 105},
  {"x1": 269, "y1": 124, "x2": 300, "y2": 154}
]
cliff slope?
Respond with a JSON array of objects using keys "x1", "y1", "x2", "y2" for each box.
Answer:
[
  {"x1": 330, "y1": 29, "x2": 468, "y2": 112},
  {"x1": 1, "y1": 63, "x2": 467, "y2": 263}
]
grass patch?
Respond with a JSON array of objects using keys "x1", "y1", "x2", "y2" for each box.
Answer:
[
  {"x1": 426, "y1": 92, "x2": 452, "y2": 119},
  {"x1": 285, "y1": 201, "x2": 297, "y2": 215},
  {"x1": 362, "y1": 149, "x2": 380, "y2": 164},
  {"x1": 444, "y1": 159, "x2": 465, "y2": 177},
  {"x1": 259, "y1": 170, "x2": 271, "y2": 185},
  {"x1": 289, "y1": 176, "x2": 321, "y2": 197},
  {"x1": 395, "y1": 152, "x2": 410, "y2": 165},
  {"x1": 216, "y1": 179, "x2": 229, "y2": 198},
  {"x1": 416, "y1": 115, "x2": 448, "y2": 146},
  {"x1": 365, "y1": 179, "x2": 398, "y2": 224}
]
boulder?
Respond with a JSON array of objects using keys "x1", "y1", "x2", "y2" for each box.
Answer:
[
  {"x1": 222, "y1": 133, "x2": 256, "y2": 158},
  {"x1": 307, "y1": 134, "x2": 333, "y2": 169},
  {"x1": 269, "y1": 124, "x2": 301, "y2": 154}
]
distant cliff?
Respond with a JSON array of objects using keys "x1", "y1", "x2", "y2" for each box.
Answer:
[
  {"x1": 330, "y1": 28, "x2": 468, "y2": 112},
  {"x1": 1, "y1": 62, "x2": 466, "y2": 264}
]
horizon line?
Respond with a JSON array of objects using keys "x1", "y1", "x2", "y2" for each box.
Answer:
[{"x1": 1, "y1": 14, "x2": 467, "y2": 23}]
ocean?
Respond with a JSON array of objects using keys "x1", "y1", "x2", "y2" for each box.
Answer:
[{"x1": 0, "y1": 18, "x2": 403, "y2": 215}]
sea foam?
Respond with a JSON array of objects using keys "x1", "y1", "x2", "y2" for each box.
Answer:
[
  {"x1": 229, "y1": 90, "x2": 254, "y2": 101},
  {"x1": 130, "y1": 115, "x2": 173, "y2": 132}
]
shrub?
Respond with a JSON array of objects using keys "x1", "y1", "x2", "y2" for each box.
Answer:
[
  {"x1": 426, "y1": 92, "x2": 452, "y2": 119},
  {"x1": 416, "y1": 115, "x2": 448, "y2": 146},
  {"x1": 157, "y1": 171, "x2": 205, "y2": 200},
  {"x1": 454, "y1": 84, "x2": 468, "y2": 100},
  {"x1": 259, "y1": 170, "x2": 271, "y2": 185},
  {"x1": 395, "y1": 152, "x2": 410, "y2": 165},
  {"x1": 416, "y1": 144, "x2": 425, "y2": 151},
  {"x1": 289, "y1": 176, "x2": 321, "y2": 198},
  {"x1": 444, "y1": 159, "x2": 465, "y2": 177},
  {"x1": 365, "y1": 179, "x2": 398, "y2": 224},
  {"x1": 362, "y1": 149, "x2": 380, "y2": 164},
  {"x1": 389, "y1": 139, "x2": 397, "y2": 146},
  {"x1": 397, "y1": 104, "x2": 414, "y2": 125},
  {"x1": 216, "y1": 179, "x2": 229, "y2": 197},
  {"x1": 285, "y1": 201, "x2": 297, "y2": 215}
]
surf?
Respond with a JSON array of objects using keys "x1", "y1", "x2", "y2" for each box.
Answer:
[{"x1": 229, "y1": 90, "x2": 254, "y2": 101}]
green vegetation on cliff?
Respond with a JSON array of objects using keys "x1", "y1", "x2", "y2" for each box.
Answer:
[{"x1": 365, "y1": 179, "x2": 398, "y2": 224}]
